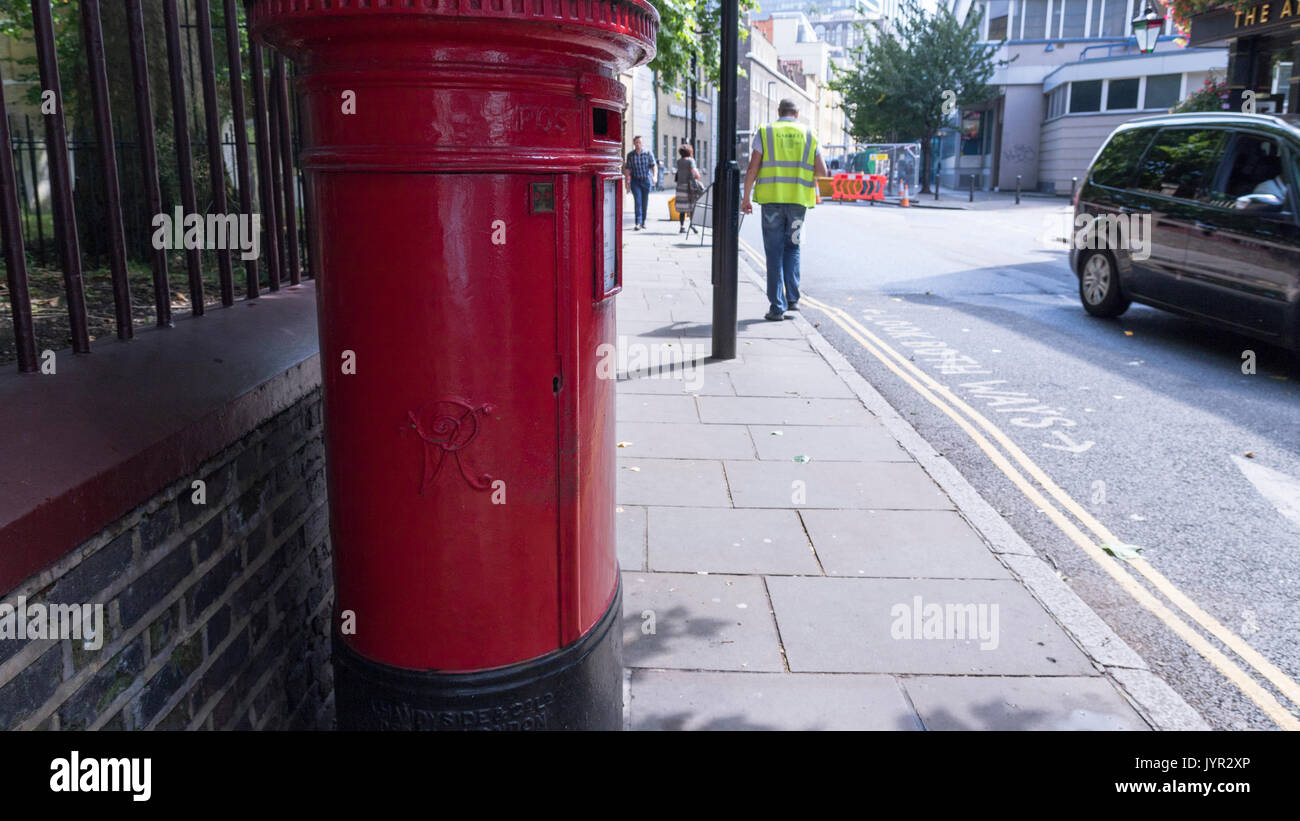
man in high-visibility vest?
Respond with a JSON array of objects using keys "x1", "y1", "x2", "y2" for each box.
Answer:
[{"x1": 742, "y1": 99, "x2": 827, "y2": 321}]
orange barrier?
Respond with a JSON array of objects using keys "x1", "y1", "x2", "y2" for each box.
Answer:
[
  {"x1": 830, "y1": 173, "x2": 886, "y2": 202},
  {"x1": 829, "y1": 173, "x2": 860, "y2": 201}
]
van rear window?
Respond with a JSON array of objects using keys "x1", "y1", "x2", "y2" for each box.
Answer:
[{"x1": 1090, "y1": 128, "x2": 1154, "y2": 188}]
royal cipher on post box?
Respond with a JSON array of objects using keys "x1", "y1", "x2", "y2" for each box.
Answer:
[{"x1": 249, "y1": 0, "x2": 658, "y2": 730}]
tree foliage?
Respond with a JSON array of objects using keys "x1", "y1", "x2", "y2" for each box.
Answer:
[
  {"x1": 1165, "y1": 1, "x2": 1253, "y2": 31},
  {"x1": 646, "y1": 0, "x2": 756, "y2": 90},
  {"x1": 0, "y1": 0, "x2": 251, "y2": 260},
  {"x1": 1171, "y1": 74, "x2": 1229, "y2": 112},
  {"x1": 831, "y1": 0, "x2": 1006, "y2": 145}
]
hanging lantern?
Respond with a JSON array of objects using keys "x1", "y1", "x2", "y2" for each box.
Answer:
[{"x1": 1132, "y1": 3, "x2": 1166, "y2": 54}]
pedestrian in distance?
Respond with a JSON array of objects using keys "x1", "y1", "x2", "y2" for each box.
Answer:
[
  {"x1": 741, "y1": 99, "x2": 827, "y2": 321},
  {"x1": 675, "y1": 144, "x2": 702, "y2": 234},
  {"x1": 899, "y1": 150, "x2": 917, "y2": 194},
  {"x1": 624, "y1": 135, "x2": 657, "y2": 231}
]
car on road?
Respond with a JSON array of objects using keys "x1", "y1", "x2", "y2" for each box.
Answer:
[{"x1": 1070, "y1": 112, "x2": 1300, "y2": 351}]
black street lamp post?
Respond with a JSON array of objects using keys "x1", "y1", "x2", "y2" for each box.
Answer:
[{"x1": 711, "y1": 0, "x2": 740, "y2": 360}]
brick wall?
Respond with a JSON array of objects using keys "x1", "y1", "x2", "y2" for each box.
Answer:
[{"x1": 0, "y1": 388, "x2": 333, "y2": 730}]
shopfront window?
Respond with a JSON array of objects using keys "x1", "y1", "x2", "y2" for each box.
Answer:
[
  {"x1": 1143, "y1": 74, "x2": 1181, "y2": 109},
  {"x1": 1060, "y1": 0, "x2": 1087, "y2": 37},
  {"x1": 1047, "y1": 86, "x2": 1067, "y2": 118},
  {"x1": 1269, "y1": 52, "x2": 1293, "y2": 113},
  {"x1": 1089, "y1": 0, "x2": 1130, "y2": 37},
  {"x1": 987, "y1": 0, "x2": 1010, "y2": 40},
  {"x1": 1018, "y1": 0, "x2": 1047, "y2": 38},
  {"x1": 1069, "y1": 80, "x2": 1102, "y2": 112},
  {"x1": 961, "y1": 111, "x2": 986, "y2": 156},
  {"x1": 1106, "y1": 78, "x2": 1140, "y2": 110}
]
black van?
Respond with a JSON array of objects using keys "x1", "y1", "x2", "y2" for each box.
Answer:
[{"x1": 1070, "y1": 112, "x2": 1300, "y2": 351}]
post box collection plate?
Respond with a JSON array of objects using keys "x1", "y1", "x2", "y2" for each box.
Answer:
[
  {"x1": 531, "y1": 182, "x2": 555, "y2": 214},
  {"x1": 249, "y1": 0, "x2": 657, "y2": 730}
]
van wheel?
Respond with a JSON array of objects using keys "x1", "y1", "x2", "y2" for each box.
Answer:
[{"x1": 1078, "y1": 250, "x2": 1130, "y2": 318}]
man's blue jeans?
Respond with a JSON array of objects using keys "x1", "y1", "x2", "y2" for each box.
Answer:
[
  {"x1": 630, "y1": 178, "x2": 651, "y2": 226},
  {"x1": 760, "y1": 203, "x2": 806, "y2": 313}
]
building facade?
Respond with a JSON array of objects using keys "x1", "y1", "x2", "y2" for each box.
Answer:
[
  {"x1": 656, "y1": 67, "x2": 716, "y2": 184},
  {"x1": 808, "y1": 7, "x2": 877, "y2": 51},
  {"x1": 740, "y1": 12, "x2": 856, "y2": 165},
  {"x1": 944, "y1": 0, "x2": 1227, "y2": 193},
  {"x1": 620, "y1": 64, "x2": 658, "y2": 167},
  {"x1": 1187, "y1": 2, "x2": 1298, "y2": 114},
  {"x1": 620, "y1": 63, "x2": 716, "y2": 190},
  {"x1": 756, "y1": 0, "x2": 901, "y2": 21}
]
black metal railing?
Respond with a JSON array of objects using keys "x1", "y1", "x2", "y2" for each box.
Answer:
[{"x1": 0, "y1": 0, "x2": 308, "y2": 373}]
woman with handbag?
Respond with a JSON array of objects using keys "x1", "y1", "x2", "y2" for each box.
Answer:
[{"x1": 674, "y1": 145, "x2": 702, "y2": 234}]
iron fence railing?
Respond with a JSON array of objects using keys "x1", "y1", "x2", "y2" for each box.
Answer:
[{"x1": 0, "y1": 0, "x2": 308, "y2": 373}]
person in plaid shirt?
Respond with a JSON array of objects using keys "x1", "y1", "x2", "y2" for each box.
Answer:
[{"x1": 623, "y1": 135, "x2": 658, "y2": 230}]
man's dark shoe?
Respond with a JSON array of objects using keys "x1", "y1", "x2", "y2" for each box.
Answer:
[
  {"x1": 633, "y1": 224, "x2": 641, "y2": 231},
  {"x1": 787, "y1": 301, "x2": 799, "y2": 311},
  {"x1": 764, "y1": 310, "x2": 785, "y2": 321}
]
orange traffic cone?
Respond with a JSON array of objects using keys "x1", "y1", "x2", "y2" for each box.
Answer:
[{"x1": 900, "y1": 182, "x2": 910, "y2": 208}]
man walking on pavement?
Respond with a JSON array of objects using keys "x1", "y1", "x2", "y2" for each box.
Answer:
[
  {"x1": 624, "y1": 135, "x2": 658, "y2": 231},
  {"x1": 741, "y1": 99, "x2": 827, "y2": 321}
]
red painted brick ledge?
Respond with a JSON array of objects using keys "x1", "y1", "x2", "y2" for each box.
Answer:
[{"x1": 0, "y1": 287, "x2": 322, "y2": 594}]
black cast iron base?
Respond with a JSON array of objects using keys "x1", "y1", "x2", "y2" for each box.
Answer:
[{"x1": 332, "y1": 583, "x2": 623, "y2": 731}]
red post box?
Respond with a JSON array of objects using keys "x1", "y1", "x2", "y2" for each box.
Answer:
[{"x1": 250, "y1": 0, "x2": 656, "y2": 730}]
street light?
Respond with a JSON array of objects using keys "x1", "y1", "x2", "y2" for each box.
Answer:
[{"x1": 1131, "y1": 3, "x2": 1166, "y2": 54}]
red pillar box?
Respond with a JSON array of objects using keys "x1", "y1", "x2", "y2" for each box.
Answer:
[{"x1": 250, "y1": 0, "x2": 656, "y2": 730}]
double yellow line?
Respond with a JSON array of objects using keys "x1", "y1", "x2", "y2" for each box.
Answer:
[{"x1": 738, "y1": 239, "x2": 1300, "y2": 729}]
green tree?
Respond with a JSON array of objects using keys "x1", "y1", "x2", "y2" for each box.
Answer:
[
  {"x1": 646, "y1": 0, "x2": 756, "y2": 89},
  {"x1": 1171, "y1": 74, "x2": 1229, "y2": 112},
  {"x1": 0, "y1": 0, "x2": 249, "y2": 261},
  {"x1": 831, "y1": 0, "x2": 1008, "y2": 192}
]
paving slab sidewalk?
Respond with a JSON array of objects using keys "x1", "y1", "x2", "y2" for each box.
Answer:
[{"x1": 615, "y1": 191, "x2": 1207, "y2": 732}]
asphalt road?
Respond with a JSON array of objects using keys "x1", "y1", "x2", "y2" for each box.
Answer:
[{"x1": 741, "y1": 196, "x2": 1300, "y2": 730}]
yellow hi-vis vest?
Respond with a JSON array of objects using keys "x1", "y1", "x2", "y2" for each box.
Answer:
[{"x1": 753, "y1": 120, "x2": 819, "y2": 208}]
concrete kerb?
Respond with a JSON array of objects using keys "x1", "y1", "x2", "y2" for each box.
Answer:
[
  {"x1": 732, "y1": 248, "x2": 1209, "y2": 732},
  {"x1": 826, "y1": 190, "x2": 1068, "y2": 211}
]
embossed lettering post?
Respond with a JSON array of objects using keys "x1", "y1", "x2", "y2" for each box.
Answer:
[{"x1": 249, "y1": 0, "x2": 657, "y2": 730}]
